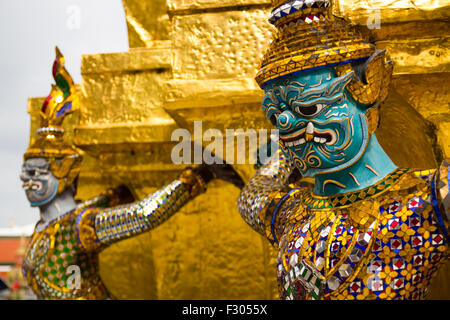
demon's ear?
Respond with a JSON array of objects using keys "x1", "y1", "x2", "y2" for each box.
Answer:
[
  {"x1": 379, "y1": 59, "x2": 394, "y2": 104},
  {"x1": 365, "y1": 103, "x2": 381, "y2": 135},
  {"x1": 50, "y1": 155, "x2": 79, "y2": 179},
  {"x1": 50, "y1": 154, "x2": 82, "y2": 194},
  {"x1": 334, "y1": 49, "x2": 394, "y2": 106}
]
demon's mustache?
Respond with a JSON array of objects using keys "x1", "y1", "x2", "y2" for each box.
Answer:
[
  {"x1": 279, "y1": 118, "x2": 348, "y2": 148},
  {"x1": 22, "y1": 180, "x2": 44, "y2": 192}
]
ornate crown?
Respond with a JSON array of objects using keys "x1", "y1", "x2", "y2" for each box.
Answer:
[
  {"x1": 24, "y1": 47, "x2": 82, "y2": 193},
  {"x1": 257, "y1": 0, "x2": 393, "y2": 107}
]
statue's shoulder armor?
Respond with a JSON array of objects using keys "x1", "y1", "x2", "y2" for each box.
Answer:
[
  {"x1": 393, "y1": 164, "x2": 449, "y2": 243},
  {"x1": 436, "y1": 160, "x2": 450, "y2": 215},
  {"x1": 411, "y1": 168, "x2": 437, "y2": 185},
  {"x1": 430, "y1": 160, "x2": 450, "y2": 243},
  {"x1": 403, "y1": 162, "x2": 450, "y2": 244}
]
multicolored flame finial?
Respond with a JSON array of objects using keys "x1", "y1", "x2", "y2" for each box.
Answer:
[{"x1": 40, "y1": 46, "x2": 79, "y2": 128}]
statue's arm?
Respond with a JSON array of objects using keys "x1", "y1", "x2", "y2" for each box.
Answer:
[
  {"x1": 433, "y1": 159, "x2": 450, "y2": 243},
  {"x1": 75, "y1": 168, "x2": 206, "y2": 251},
  {"x1": 237, "y1": 150, "x2": 304, "y2": 246}
]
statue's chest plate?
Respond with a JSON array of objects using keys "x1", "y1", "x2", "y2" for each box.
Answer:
[
  {"x1": 23, "y1": 216, "x2": 84, "y2": 299},
  {"x1": 277, "y1": 189, "x2": 448, "y2": 300}
]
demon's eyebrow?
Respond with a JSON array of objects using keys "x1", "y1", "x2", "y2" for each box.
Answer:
[
  {"x1": 262, "y1": 83, "x2": 304, "y2": 110},
  {"x1": 23, "y1": 162, "x2": 50, "y2": 170},
  {"x1": 290, "y1": 71, "x2": 354, "y2": 107}
]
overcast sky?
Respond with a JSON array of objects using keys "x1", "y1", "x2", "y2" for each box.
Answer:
[{"x1": 0, "y1": 0, "x2": 128, "y2": 228}]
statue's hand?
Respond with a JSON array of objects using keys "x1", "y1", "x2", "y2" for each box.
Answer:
[
  {"x1": 79, "y1": 223, "x2": 96, "y2": 244},
  {"x1": 193, "y1": 163, "x2": 245, "y2": 190},
  {"x1": 77, "y1": 210, "x2": 104, "y2": 252}
]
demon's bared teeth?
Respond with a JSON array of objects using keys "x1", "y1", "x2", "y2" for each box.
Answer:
[
  {"x1": 283, "y1": 136, "x2": 308, "y2": 148},
  {"x1": 23, "y1": 181, "x2": 43, "y2": 192},
  {"x1": 282, "y1": 125, "x2": 336, "y2": 147},
  {"x1": 312, "y1": 135, "x2": 330, "y2": 144}
]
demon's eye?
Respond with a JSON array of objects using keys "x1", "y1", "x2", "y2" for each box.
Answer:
[{"x1": 293, "y1": 104, "x2": 326, "y2": 117}]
